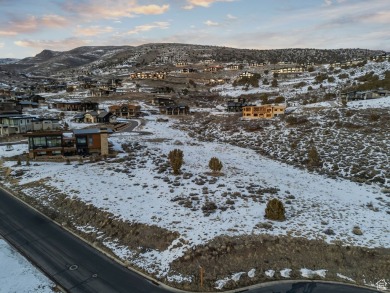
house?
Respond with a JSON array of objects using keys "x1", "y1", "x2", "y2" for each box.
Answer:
[
  {"x1": 151, "y1": 97, "x2": 175, "y2": 106},
  {"x1": 51, "y1": 101, "x2": 99, "y2": 112},
  {"x1": 73, "y1": 113, "x2": 85, "y2": 123},
  {"x1": 31, "y1": 118, "x2": 61, "y2": 131},
  {"x1": 242, "y1": 104, "x2": 286, "y2": 119},
  {"x1": 84, "y1": 111, "x2": 98, "y2": 123},
  {"x1": 73, "y1": 128, "x2": 112, "y2": 156},
  {"x1": 341, "y1": 89, "x2": 390, "y2": 102},
  {"x1": 159, "y1": 105, "x2": 190, "y2": 115},
  {"x1": 0, "y1": 114, "x2": 33, "y2": 136},
  {"x1": 226, "y1": 64, "x2": 241, "y2": 70},
  {"x1": 226, "y1": 98, "x2": 253, "y2": 112},
  {"x1": 18, "y1": 100, "x2": 40, "y2": 109},
  {"x1": 239, "y1": 71, "x2": 255, "y2": 78},
  {"x1": 25, "y1": 128, "x2": 113, "y2": 158},
  {"x1": 97, "y1": 111, "x2": 117, "y2": 123},
  {"x1": 25, "y1": 131, "x2": 65, "y2": 158},
  {"x1": 130, "y1": 71, "x2": 166, "y2": 80},
  {"x1": 109, "y1": 104, "x2": 141, "y2": 118},
  {"x1": 0, "y1": 100, "x2": 22, "y2": 114},
  {"x1": 203, "y1": 66, "x2": 223, "y2": 73}
]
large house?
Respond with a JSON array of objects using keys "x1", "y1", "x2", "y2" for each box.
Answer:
[
  {"x1": 159, "y1": 105, "x2": 190, "y2": 115},
  {"x1": 0, "y1": 114, "x2": 34, "y2": 136},
  {"x1": 341, "y1": 89, "x2": 390, "y2": 102},
  {"x1": 226, "y1": 98, "x2": 253, "y2": 112},
  {"x1": 51, "y1": 101, "x2": 99, "y2": 112},
  {"x1": 25, "y1": 128, "x2": 112, "y2": 158},
  {"x1": 108, "y1": 104, "x2": 141, "y2": 118},
  {"x1": 242, "y1": 104, "x2": 286, "y2": 119}
]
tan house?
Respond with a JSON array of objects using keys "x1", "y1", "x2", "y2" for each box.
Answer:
[{"x1": 242, "y1": 104, "x2": 286, "y2": 119}]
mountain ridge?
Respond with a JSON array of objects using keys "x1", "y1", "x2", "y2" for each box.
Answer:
[{"x1": 1, "y1": 43, "x2": 386, "y2": 75}]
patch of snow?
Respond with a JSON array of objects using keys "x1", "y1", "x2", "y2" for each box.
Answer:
[
  {"x1": 215, "y1": 277, "x2": 230, "y2": 290},
  {"x1": 265, "y1": 270, "x2": 275, "y2": 278},
  {"x1": 348, "y1": 96, "x2": 390, "y2": 109},
  {"x1": 248, "y1": 268, "x2": 256, "y2": 278},
  {"x1": 337, "y1": 273, "x2": 356, "y2": 282},
  {"x1": 0, "y1": 239, "x2": 55, "y2": 292},
  {"x1": 300, "y1": 268, "x2": 327, "y2": 278},
  {"x1": 231, "y1": 272, "x2": 245, "y2": 282},
  {"x1": 280, "y1": 268, "x2": 292, "y2": 278}
]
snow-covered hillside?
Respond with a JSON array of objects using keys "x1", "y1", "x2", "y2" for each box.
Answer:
[{"x1": 2, "y1": 114, "x2": 389, "y2": 284}]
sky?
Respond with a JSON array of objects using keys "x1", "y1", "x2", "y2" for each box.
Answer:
[{"x1": 0, "y1": 0, "x2": 389, "y2": 59}]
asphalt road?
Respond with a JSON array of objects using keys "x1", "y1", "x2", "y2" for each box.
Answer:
[
  {"x1": 247, "y1": 281, "x2": 381, "y2": 293},
  {"x1": 0, "y1": 187, "x2": 382, "y2": 293},
  {"x1": 0, "y1": 187, "x2": 171, "y2": 293}
]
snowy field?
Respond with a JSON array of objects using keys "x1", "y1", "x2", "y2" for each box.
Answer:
[
  {"x1": 2, "y1": 114, "x2": 389, "y2": 285},
  {"x1": 0, "y1": 239, "x2": 55, "y2": 293}
]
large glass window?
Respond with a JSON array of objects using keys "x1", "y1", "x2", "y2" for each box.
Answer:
[
  {"x1": 33, "y1": 137, "x2": 46, "y2": 148},
  {"x1": 47, "y1": 136, "x2": 62, "y2": 148}
]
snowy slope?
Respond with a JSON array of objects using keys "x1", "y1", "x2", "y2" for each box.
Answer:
[
  {"x1": 2, "y1": 115, "x2": 389, "y2": 281},
  {"x1": 0, "y1": 239, "x2": 55, "y2": 293}
]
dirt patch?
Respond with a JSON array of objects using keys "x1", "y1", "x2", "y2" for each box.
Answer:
[{"x1": 169, "y1": 235, "x2": 390, "y2": 291}]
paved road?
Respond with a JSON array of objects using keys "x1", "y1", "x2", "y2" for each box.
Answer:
[
  {"x1": 0, "y1": 187, "x2": 171, "y2": 293},
  {"x1": 0, "y1": 187, "x2": 382, "y2": 293},
  {"x1": 247, "y1": 281, "x2": 381, "y2": 292}
]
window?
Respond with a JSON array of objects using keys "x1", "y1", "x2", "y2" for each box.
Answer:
[
  {"x1": 76, "y1": 137, "x2": 87, "y2": 145},
  {"x1": 33, "y1": 137, "x2": 46, "y2": 148},
  {"x1": 47, "y1": 136, "x2": 62, "y2": 148},
  {"x1": 89, "y1": 137, "x2": 93, "y2": 145}
]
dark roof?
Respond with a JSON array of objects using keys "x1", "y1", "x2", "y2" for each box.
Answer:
[
  {"x1": 73, "y1": 113, "x2": 85, "y2": 119},
  {"x1": 98, "y1": 111, "x2": 111, "y2": 118},
  {"x1": 73, "y1": 128, "x2": 113, "y2": 135},
  {"x1": 24, "y1": 131, "x2": 63, "y2": 137}
]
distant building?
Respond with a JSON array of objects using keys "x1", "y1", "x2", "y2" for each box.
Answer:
[
  {"x1": 242, "y1": 104, "x2": 286, "y2": 119},
  {"x1": 226, "y1": 98, "x2": 254, "y2": 112},
  {"x1": 108, "y1": 104, "x2": 141, "y2": 118},
  {"x1": 159, "y1": 105, "x2": 190, "y2": 115}
]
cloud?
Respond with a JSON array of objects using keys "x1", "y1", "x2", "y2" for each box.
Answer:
[
  {"x1": 0, "y1": 31, "x2": 18, "y2": 36},
  {"x1": 75, "y1": 25, "x2": 114, "y2": 36},
  {"x1": 204, "y1": 20, "x2": 219, "y2": 26},
  {"x1": 127, "y1": 22, "x2": 170, "y2": 34},
  {"x1": 61, "y1": 1, "x2": 169, "y2": 20},
  {"x1": 14, "y1": 37, "x2": 91, "y2": 51},
  {"x1": 226, "y1": 14, "x2": 237, "y2": 20},
  {"x1": 360, "y1": 11, "x2": 390, "y2": 24},
  {"x1": 1, "y1": 14, "x2": 70, "y2": 35},
  {"x1": 183, "y1": 0, "x2": 235, "y2": 10},
  {"x1": 0, "y1": 43, "x2": 4, "y2": 48}
]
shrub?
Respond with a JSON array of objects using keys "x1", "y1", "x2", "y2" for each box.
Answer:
[
  {"x1": 209, "y1": 157, "x2": 223, "y2": 173},
  {"x1": 168, "y1": 149, "x2": 184, "y2": 175},
  {"x1": 265, "y1": 198, "x2": 286, "y2": 221},
  {"x1": 352, "y1": 226, "x2": 363, "y2": 235},
  {"x1": 307, "y1": 145, "x2": 321, "y2": 167}
]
